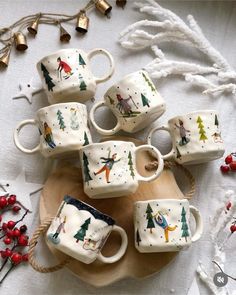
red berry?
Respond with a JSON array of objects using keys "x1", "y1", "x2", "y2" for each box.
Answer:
[
  {"x1": 12, "y1": 205, "x2": 21, "y2": 213},
  {"x1": 226, "y1": 201, "x2": 232, "y2": 211},
  {"x1": 22, "y1": 253, "x2": 28, "y2": 262},
  {"x1": 225, "y1": 155, "x2": 233, "y2": 164},
  {"x1": 13, "y1": 228, "x2": 21, "y2": 237},
  {"x1": 0, "y1": 196, "x2": 7, "y2": 208},
  {"x1": 7, "y1": 221, "x2": 16, "y2": 229},
  {"x1": 0, "y1": 251, "x2": 6, "y2": 259},
  {"x1": 11, "y1": 253, "x2": 22, "y2": 265},
  {"x1": 20, "y1": 225, "x2": 27, "y2": 233},
  {"x1": 17, "y1": 235, "x2": 29, "y2": 246},
  {"x1": 2, "y1": 223, "x2": 8, "y2": 231},
  {"x1": 230, "y1": 224, "x2": 236, "y2": 233},
  {"x1": 220, "y1": 165, "x2": 230, "y2": 173},
  {"x1": 3, "y1": 237, "x2": 12, "y2": 245},
  {"x1": 4, "y1": 248, "x2": 12, "y2": 257},
  {"x1": 230, "y1": 162, "x2": 236, "y2": 171},
  {"x1": 7, "y1": 195, "x2": 16, "y2": 205},
  {"x1": 6, "y1": 230, "x2": 14, "y2": 238}
]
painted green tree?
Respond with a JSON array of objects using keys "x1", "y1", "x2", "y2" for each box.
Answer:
[
  {"x1": 136, "y1": 229, "x2": 141, "y2": 246},
  {"x1": 141, "y1": 93, "x2": 150, "y2": 107},
  {"x1": 215, "y1": 114, "x2": 219, "y2": 127},
  {"x1": 74, "y1": 218, "x2": 91, "y2": 243},
  {"x1": 79, "y1": 73, "x2": 87, "y2": 91},
  {"x1": 82, "y1": 152, "x2": 92, "y2": 184},
  {"x1": 197, "y1": 116, "x2": 208, "y2": 142},
  {"x1": 176, "y1": 147, "x2": 181, "y2": 159},
  {"x1": 79, "y1": 54, "x2": 86, "y2": 67},
  {"x1": 146, "y1": 203, "x2": 155, "y2": 233},
  {"x1": 83, "y1": 131, "x2": 89, "y2": 146},
  {"x1": 142, "y1": 72, "x2": 156, "y2": 92},
  {"x1": 181, "y1": 207, "x2": 189, "y2": 242},
  {"x1": 41, "y1": 63, "x2": 55, "y2": 91},
  {"x1": 57, "y1": 110, "x2": 66, "y2": 131},
  {"x1": 128, "y1": 151, "x2": 135, "y2": 179}
]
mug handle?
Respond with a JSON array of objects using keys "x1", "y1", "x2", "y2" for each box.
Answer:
[
  {"x1": 87, "y1": 48, "x2": 115, "y2": 84},
  {"x1": 14, "y1": 119, "x2": 40, "y2": 154},
  {"x1": 90, "y1": 101, "x2": 121, "y2": 135},
  {"x1": 134, "y1": 144, "x2": 164, "y2": 182},
  {"x1": 147, "y1": 125, "x2": 175, "y2": 160},
  {"x1": 97, "y1": 225, "x2": 128, "y2": 264},
  {"x1": 189, "y1": 205, "x2": 203, "y2": 242}
]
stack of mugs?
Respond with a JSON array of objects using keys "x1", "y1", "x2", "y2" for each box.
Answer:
[{"x1": 14, "y1": 48, "x2": 225, "y2": 265}]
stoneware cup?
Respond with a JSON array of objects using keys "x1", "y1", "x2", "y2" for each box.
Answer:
[
  {"x1": 147, "y1": 110, "x2": 225, "y2": 165},
  {"x1": 14, "y1": 102, "x2": 92, "y2": 158},
  {"x1": 90, "y1": 70, "x2": 166, "y2": 135},
  {"x1": 134, "y1": 199, "x2": 203, "y2": 253},
  {"x1": 37, "y1": 48, "x2": 115, "y2": 104},
  {"x1": 47, "y1": 196, "x2": 128, "y2": 264},
  {"x1": 79, "y1": 140, "x2": 164, "y2": 199}
]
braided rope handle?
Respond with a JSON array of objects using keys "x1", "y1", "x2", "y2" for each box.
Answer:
[
  {"x1": 28, "y1": 217, "x2": 72, "y2": 273},
  {"x1": 145, "y1": 160, "x2": 196, "y2": 199}
]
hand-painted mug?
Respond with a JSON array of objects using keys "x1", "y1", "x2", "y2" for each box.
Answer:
[
  {"x1": 134, "y1": 199, "x2": 203, "y2": 253},
  {"x1": 90, "y1": 70, "x2": 166, "y2": 135},
  {"x1": 79, "y1": 140, "x2": 164, "y2": 199},
  {"x1": 47, "y1": 196, "x2": 128, "y2": 264},
  {"x1": 14, "y1": 102, "x2": 92, "y2": 158},
  {"x1": 147, "y1": 110, "x2": 225, "y2": 165},
  {"x1": 37, "y1": 48, "x2": 115, "y2": 104}
]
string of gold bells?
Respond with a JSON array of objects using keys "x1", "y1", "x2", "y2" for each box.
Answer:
[{"x1": 0, "y1": 0, "x2": 127, "y2": 68}]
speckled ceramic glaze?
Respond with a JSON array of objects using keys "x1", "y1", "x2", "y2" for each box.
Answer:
[
  {"x1": 37, "y1": 48, "x2": 115, "y2": 104},
  {"x1": 134, "y1": 199, "x2": 203, "y2": 253},
  {"x1": 14, "y1": 102, "x2": 92, "y2": 158},
  {"x1": 79, "y1": 140, "x2": 164, "y2": 199},
  {"x1": 90, "y1": 70, "x2": 166, "y2": 135},
  {"x1": 148, "y1": 110, "x2": 225, "y2": 165},
  {"x1": 47, "y1": 196, "x2": 128, "y2": 264}
]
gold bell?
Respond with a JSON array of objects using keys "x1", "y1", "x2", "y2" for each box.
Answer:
[
  {"x1": 0, "y1": 48, "x2": 11, "y2": 68},
  {"x1": 59, "y1": 24, "x2": 71, "y2": 42},
  {"x1": 27, "y1": 14, "x2": 40, "y2": 36},
  {"x1": 95, "y1": 0, "x2": 112, "y2": 16},
  {"x1": 75, "y1": 10, "x2": 89, "y2": 34},
  {"x1": 14, "y1": 32, "x2": 28, "y2": 51}
]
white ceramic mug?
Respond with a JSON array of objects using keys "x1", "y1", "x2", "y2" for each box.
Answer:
[
  {"x1": 90, "y1": 70, "x2": 166, "y2": 135},
  {"x1": 147, "y1": 110, "x2": 225, "y2": 165},
  {"x1": 47, "y1": 196, "x2": 128, "y2": 264},
  {"x1": 134, "y1": 199, "x2": 203, "y2": 253},
  {"x1": 79, "y1": 140, "x2": 164, "y2": 199},
  {"x1": 37, "y1": 48, "x2": 115, "y2": 104},
  {"x1": 14, "y1": 102, "x2": 92, "y2": 158}
]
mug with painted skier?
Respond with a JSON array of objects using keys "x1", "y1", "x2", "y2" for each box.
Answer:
[
  {"x1": 79, "y1": 140, "x2": 164, "y2": 199},
  {"x1": 37, "y1": 48, "x2": 115, "y2": 104},
  {"x1": 90, "y1": 70, "x2": 166, "y2": 135},
  {"x1": 147, "y1": 110, "x2": 225, "y2": 165}
]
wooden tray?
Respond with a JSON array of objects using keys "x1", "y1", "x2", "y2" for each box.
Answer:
[{"x1": 40, "y1": 137, "x2": 185, "y2": 287}]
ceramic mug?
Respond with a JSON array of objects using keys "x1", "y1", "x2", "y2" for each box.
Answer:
[
  {"x1": 14, "y1": 102, "x2": 92, "y2": 158},
  {"x1": 90, "y1": 70, "x2": 166, "y2": 135},
  {"x1": 37, "y1": 48, "x2": 115, "y2": 104},
  {"x1": 147, "y1": 110, "x2": 225, "y2": 165},
  {"x1": 79, "y1": 140, "x2": 164, "y2": 199},
  {"x1": 134, "y1": 199, "x2": 203, "y2": 253},
  {"x1": 47, "y1": 196, "x2": 128, "y2": 264}
]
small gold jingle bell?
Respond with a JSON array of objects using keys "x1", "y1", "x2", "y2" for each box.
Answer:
[
  {"x1": 76, "y1": 10, "x2": 89, "y2": 34},
  {"x1": 95, "y1": 0, "x2": 112, "y2": 16},
  {"x1": 59, "y1": 24, "x2": 71, "y2": 42},
  {"x1": 14, "y1": 32, "x2": 28, "y2": 51},
  {"x1": 0, "y1": 48, "x2": 11, "y2": 68},
  {"x1": 27, "y1": 14, "x2": 41, "y2": 36}
]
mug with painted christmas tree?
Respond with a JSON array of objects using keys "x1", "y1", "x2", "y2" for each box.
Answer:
[
  {"x1": 134, "y1": 199, "x2": 203, "y2": 253},
  {"x1": 14, "y1": 102, "x2": 92, "y2": 158},
  {"x1": 46, "y1": 196, "x2": 128, "y2": 264},
  {"x1": 147, "y1": 110, "x2": 225, "y2": 165},
  {"x1": 79, "y1": 140, "x2": 164, "y2": 199},
  {"x1": 37, "y1": 48, "x2": 115, "y2": 104},
  {"x1": 90, "y1": 70, "x2": 166, "y2": 135}
]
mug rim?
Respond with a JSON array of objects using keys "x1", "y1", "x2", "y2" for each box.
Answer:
[
  {"x1": 168, "y1": 109, "x2": 218, "y2": 124},
  {"x1": 80, "y1": 140, "x2": 135, "y2": 151},
  {"x1": 62, "y1": 195, "x2": 115, "y2": 226},
  {"x1": 134, "y1": 199, "x2": 189, "y2": 205},
  {"x1": 36, "y1": 102, "x2": 87, "y2": 115}
]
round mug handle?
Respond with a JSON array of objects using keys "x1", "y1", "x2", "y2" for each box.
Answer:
[
  {"x1": 14, "y1": 119, "x2": 40, "y2": 154},
  {"x1": 90, "y1": 101, "x2": 121, "y2": 136},
  {"x1": 189, "y1": 205, "x2": 203, "y2": 242},
  {"x1": 134, "y1": 144, "x2": 164, "y2": 182},
  {"x1": 147, "y1": 125, "x2": 175, "y2": 160},
  {"x1": 97, "y1": 225, "x2": 128, "y2": 264},
  {"x1": 87, "y1": 48, "x2": 115, "y2": 84}
]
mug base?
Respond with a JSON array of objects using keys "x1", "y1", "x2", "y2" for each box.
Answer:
[{"x1": 84, "y1": 185, "x2": 137, "y2": 199}]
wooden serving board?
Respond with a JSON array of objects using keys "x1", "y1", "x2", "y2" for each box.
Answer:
[{"x1": 40, "y1": 137, "x2": 185, "y2": 287}]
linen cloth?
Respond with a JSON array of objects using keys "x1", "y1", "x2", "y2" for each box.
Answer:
[{"x1": 0, "y1": 1, "x2": 236, "y2": 294}]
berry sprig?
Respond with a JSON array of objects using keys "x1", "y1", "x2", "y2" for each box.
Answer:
[{"x1": 220, "y1": 153, "x2": 236, "y2": 173}]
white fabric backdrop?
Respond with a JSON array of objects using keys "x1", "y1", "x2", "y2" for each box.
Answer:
[{"x1": 0, "y1": 1, "x2": 236, "y2": 294}]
